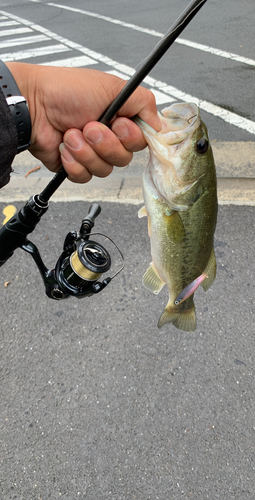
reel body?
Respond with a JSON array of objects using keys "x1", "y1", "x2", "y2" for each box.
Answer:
[{"x1": 0, "y1": 201, "x2": 123, "y2": 300}]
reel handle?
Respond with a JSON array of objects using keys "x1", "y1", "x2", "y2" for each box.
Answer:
[{"x1": 80, "y1": 203, "x2": 101, "y2": 236}]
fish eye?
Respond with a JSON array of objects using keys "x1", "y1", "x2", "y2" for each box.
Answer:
[{"x1": 196, "y1": 138, "x2": 208, "y2": 154}]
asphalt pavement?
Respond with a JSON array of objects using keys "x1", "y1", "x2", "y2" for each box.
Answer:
[
  {"x1": 0, "y1": 200, "x2": 255, "y2": 499},
  {"x1": 0, "y1": 0, "x2": 255, "y2": 498}
]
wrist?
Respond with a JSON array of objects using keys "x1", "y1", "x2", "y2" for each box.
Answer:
[{"x1": 2, "y1": 61, "x2": 32, "y2": 153}]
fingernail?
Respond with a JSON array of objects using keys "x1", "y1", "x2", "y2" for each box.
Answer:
[
  {"x1": 65, "y1": 131, "x2": 84, "y2": 150},
  {"x1": 59, "y1": 142, "x2": 74, "y2": 164},
  {"x1": 85, "y1": 127, "x2": 103, "y2": 144},
  {"x1": 111, "y1": 121, "x2": 129, "y2": 139}
]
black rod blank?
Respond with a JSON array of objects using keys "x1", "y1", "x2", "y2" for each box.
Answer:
[
  {"x1": 39, "y1": 0, "x2": 208, "y2": 202},
  {"x1": 99, "y1": 0, "x2": 207, "y2": 124}
]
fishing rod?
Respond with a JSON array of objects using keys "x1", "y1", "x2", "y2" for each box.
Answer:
[
  {"x1": 40, "y1": 0, "x2": 208, "y2": 201},
  {"x1": 0, "y1": 0, "x2": 208, "y2": 300}
]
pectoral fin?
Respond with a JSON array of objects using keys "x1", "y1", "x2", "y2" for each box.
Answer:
[
  {"x1": 165, "y1": 210, "x2": 185, "y2": 244},
  {"x1": 202, "y1": 247, "x2": 217, "y2": 291},
  {"x1": 138, "y1": 205, "x2": 147, "y2": 218},
  {"x1": 142, "y1": 262, "x2": 165, "y2": 295},
  {"x1": 171, "y1": 177, "x2": 204, "y2": 209}
]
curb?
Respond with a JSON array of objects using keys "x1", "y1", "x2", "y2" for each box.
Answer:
[
  {"x1": 0, "y1": 175, "x2": 254, "y2": 206},
  {"x1": 1, "y1": 142, "x2": 254, "y2": 205}
]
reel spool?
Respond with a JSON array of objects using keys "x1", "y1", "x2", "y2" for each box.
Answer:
[{"x1": 53, "y1": 237, "x2": 113, "y2": 300}]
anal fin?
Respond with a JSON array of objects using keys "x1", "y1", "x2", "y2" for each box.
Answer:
[{"x1": 142, "y1": 262, "x2": 165, "y2": 295}]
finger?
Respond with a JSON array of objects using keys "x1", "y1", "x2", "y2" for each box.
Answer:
[
  {"x1": 83, "y1": 122, "x2": 134, "y2": 167},
  {"x1": 111, "y1": 117, "x2": 148, "y2": 152},
  {"x1": 61, "y1": 128, "x2": 118, "y2": 181},
  {"x1": 115, "y1": 87, "x2": 161, "y2": 132},
  {"x1": 59, "y1": 144, "x2": 113, "y2": 183},
  {"x1": 59, "y1": 143, "x2": 93, "y2": 183}
]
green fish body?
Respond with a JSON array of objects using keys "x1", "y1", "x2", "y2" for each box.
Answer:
[{"x1": 136, "y1": 103, "x2": 218, "y2": 332}]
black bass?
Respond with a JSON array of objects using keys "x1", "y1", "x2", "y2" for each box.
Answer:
[{"x1": 136, "y1": 103, "x2": 218, "y2": 332}]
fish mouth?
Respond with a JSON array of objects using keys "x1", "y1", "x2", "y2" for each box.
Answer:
[
  {"x1": 160, "y1": 102, "x2": 199, "y2": 145},
  {"x1": 135, "y1": 102, "x2": 200, "y2": 152}
]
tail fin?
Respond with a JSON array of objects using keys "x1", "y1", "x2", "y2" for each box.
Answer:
[{"x1": 158, "y1": 299, "x2": 196, "y2": 332}]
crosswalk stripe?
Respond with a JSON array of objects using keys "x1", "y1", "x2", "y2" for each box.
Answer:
[
  {"x1": 0, "y1": 44, "x2": 71, "y2": 61},
  {"x1": 0, "y1": 27, "x2": 32, "y2": 37},
  {"x1": 0, "y1": 34, "x2": 49, "y2": 50},
  {"x1": 40, "y1": 55, "x2": 98, "y2": 67},
  {"x1": 0, "y1": 20, "x2": 19, "y2": 27}
]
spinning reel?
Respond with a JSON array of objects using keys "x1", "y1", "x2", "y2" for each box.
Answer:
[{"x1": 0, "y1": 197, "x2": 123, "y2": 300}]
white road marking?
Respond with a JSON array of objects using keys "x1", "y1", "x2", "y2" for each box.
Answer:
[
  {"x1": 1, "y1": 10, "x2": 255, "y2": 135},
  {"x1": 0, "y1": 20, "x2": 19, "y2": 27},
  {"x1": 40, "y1": 55, "x2": 98, "y2": 67},
  {"x1": 0, "y1": 35, "x2": 49, "y2": 50},
  {"x1": 47, "y1": 3, "x2": 163, "y2": 38},
  {"x1": 176, "y1": 39, "x2": 255, "y2": 67},
  {"x1": 105, "y1": 70, "x2": 129, "y2": 80},
  {"x1": 0, "y1": 44, "x2": 70, "y2": 62},
  {"x1": 106, "y1": 70, "x2": 175, "y2": 105},
  {"x1": 150, "y1": 89, "x2": 176, "y2": 105},
  {"x1": 46, "y1": 3, "x2": 255, "y2": 68},
  {"x1": 0, "y1": 27, "x2": 32, "y2": 37}
]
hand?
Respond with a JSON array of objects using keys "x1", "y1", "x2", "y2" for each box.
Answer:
[{"x1": 6, "y1": 63, "x2": 161, "y2": 183}]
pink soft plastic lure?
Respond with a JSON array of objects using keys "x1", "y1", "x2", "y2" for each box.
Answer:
[{"x1": 174, "y1": 273, "x2": 208, "y2": 306}]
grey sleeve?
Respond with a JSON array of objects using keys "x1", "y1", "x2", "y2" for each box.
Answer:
[{"x1": 0, "y1": 87, "x2": 18, "y2": 189}]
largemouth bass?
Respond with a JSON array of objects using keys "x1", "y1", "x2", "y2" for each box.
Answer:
[{"x1": 136, "y1": 103, "x2": 218, "y2": 332}]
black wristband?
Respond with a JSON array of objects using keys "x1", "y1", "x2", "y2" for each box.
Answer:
[{"x1": 0, "y1": 60, "x2": 31, "y2": 153}]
